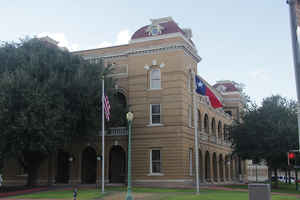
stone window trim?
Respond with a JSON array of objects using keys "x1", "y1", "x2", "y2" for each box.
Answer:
[{"x1": 149, "y1": 148, "x2": 163, "y2": 175}]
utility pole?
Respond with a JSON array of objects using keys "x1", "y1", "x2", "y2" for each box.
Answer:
[
  {"x1": 287, "y1": 0, "x2": 300, "y2": 152},
  {"x1": 287, "y1": 0, "x2": 300, "y2": 190}
]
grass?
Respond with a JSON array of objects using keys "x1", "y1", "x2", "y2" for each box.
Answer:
[{"x1": 11, "y1": 186, "x2": 300, "y2": 200}]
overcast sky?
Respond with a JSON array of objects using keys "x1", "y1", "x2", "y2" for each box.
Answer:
[{"x1": 0, "y1": 0, "x2": 296, "y2": 104}]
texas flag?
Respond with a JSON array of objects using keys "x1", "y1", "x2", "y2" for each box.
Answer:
[{"x1": 195, "y1": 75, "x2": 222, "y2": 109}]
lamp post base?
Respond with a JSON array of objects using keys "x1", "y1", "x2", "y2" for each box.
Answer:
[{"x1": 126, "y1": 192, "x2": 133, "y2": 200}]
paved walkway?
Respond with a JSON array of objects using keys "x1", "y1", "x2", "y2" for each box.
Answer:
[
  {"x1": 101, "y1": 192, "x2": 155, "y2": 200},
  {"x1": 205, "y1": 186, "x2": 300, "y2": 198},
  {"x1": 0, "y1": 187, "x2": 50, "y2": 199}
]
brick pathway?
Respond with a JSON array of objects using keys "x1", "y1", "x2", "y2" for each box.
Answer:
[
  {"x1": 101, "y1": 192, "x2": 154, "y2": 200},
  {"x1": 205, "y1": 186, "x2": 300, "y2": 198},
  {"x1": 0, "y1": 192, "x2": 155, "y2": 200}
]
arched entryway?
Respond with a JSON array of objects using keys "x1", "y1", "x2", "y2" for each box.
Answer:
[
  {"x1": 213, "y1": 153, "x2": 218, "y2": 182},
  {"x1": 230, "y1": 159, "x2": 234, "y2": 180},
  {"x1": 81, "y1": 147, "x2": 97, "y2": 184},
  {"x1": 56, "y1": 150, "x2": 70, "y2": 183},
  {"x1": 219, "y1": 154, "x2": 224, "y2": 182},
  {"x1": 199, "y1": 150, "x2": 204, "y2": 182},
  {"x1": 109, "y1": 145, "x2": 126, "y2": 183},
  {"x1": 205, "y1": 151, "x2": 211, "y2": 182},
  {"x1": 225, "y1": 155, "x2": 229, "y2": 181}
]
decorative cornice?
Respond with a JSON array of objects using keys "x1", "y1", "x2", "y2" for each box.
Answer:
[
  {"x1": 130, "y1": 31, "x2": 197, "y2": 52},
  {"x1": 82, "y1": 42, "x2": 201, "y2": 63}
]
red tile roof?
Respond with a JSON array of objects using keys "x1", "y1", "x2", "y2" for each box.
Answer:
[
  {"x1": 131, "y1": 21, "x2": 195, "y2": 46},
  {"x1": 131, "y1": 21, "x2": 186, "y2": 40},
  {"x1": 213, "y1": 82, "x2": 239, "y2": 92}
]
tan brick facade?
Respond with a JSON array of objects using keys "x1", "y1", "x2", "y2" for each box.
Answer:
[{"x1": 3, "y1": 17, "x2": 247, "y2": 187}]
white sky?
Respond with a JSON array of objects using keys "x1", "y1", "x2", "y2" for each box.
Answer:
[{"x1": 0, "y1": 0, "x2": 297, "y2": 104}]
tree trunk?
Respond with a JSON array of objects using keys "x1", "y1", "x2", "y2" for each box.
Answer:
[
  {"x1": 274, "y1": 168, "x2": 279, "y2": 189},
  {"x1": 23, "y1": 151, "x2": 45, "y2": 187},
  {"x1": 27, "y1": 164, "x2": 38, "y2": 187},
  {"x1": 285, "y1": 169, "x2": 288, "y2": 184},
  {"x1": 268, "y1": 167, "x2": 272, "y2": 189},
  {"x1": 288, "y1": 169, "x2": 291, "y2": 184}
]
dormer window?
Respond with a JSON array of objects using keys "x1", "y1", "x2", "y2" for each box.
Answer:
[
  {"x1": 146, "y1": 24, "x2": 164, "y2": 36},
  {"x1": 151, "y1": 27, "x2": 159, "y2": 35}
]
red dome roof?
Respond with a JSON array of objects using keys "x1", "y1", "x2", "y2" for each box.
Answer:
[
  {"x1": 213, "y1": 82, "x2": 239, "y2": 92},
  {"x1": 131, "y1": 20, "x2": 187, "y2": 40}
]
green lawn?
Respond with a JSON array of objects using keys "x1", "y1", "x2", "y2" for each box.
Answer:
[{"x1": 11, "y1": 186, "x2": 300, "y2": 200}]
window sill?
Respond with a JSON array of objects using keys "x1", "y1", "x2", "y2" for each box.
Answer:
[
  {"x1": 148, "y1": 173, "x2": 164, "y2": 176},
  {"x1": 147, "y1": 123, "x2": 164, "y2": 127},
  {"x1": 147, "y1": 88, "x2": 162, "y2": 91}
]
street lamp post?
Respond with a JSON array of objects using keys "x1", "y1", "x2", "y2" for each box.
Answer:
[{"x1": 126, "y1": 112, "x2": 134, "y2": 200}]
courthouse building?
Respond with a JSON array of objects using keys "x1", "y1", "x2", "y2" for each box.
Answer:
[{"x1": 3, "y1": 17, "x2": 247, "y2": 187}]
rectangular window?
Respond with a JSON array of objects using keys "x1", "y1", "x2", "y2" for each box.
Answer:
[
  {"x1": 150, "y1": 149, "x2": 161, "y2": 173},
  {"x1": 150, "y1": 104, "x2": 161, "y2": 124},
  {"x1": 150, "y1": 69, "x2": 161, "y2": 89},
  {"x1": 189, "y1": 149, "x2": 193, "y2": 176}
]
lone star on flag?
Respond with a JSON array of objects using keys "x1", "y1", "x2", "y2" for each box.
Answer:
[{"x1": 198, "y1": 81, "x2": 203, "y2": 88}]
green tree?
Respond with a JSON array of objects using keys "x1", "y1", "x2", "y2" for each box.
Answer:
[
  {"x1": 0, "y1": 38, "x2": 125, "y2": 186},
  {"x1": 230, "y1": 95, "x2": 299, "y2": 188}
]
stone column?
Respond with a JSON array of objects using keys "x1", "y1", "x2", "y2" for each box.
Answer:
[
  {"x1": 72, "y1": 151, "x2": 81, "y2": 185},
  {"x1": 242, "y1": 160, "x2": 248, "y2": 183},
  {"x1": 231, "y1": 160, "x2": 235, "y2": 181},
  {"x1": 226, "y1": 161, "x2": 230, "y2": 182},
  {"x1": 199, "y1": 150, "x2": 205, "y2": 183},
  {"x1": 222, "y1": 159, "x2": 226, "y2": 182}
]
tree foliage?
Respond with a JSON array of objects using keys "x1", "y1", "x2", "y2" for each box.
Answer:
[
  {"x1": 230, "y1": 95, "x2": 299, "y2": 175},
  {"x1": 0, "y1": 38, "x2": 125, "y2": 186}
]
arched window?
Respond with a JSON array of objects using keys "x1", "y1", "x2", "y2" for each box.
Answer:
[
  {"x1": 110, "y1": 92, "x2": 128, "y2": 127},
  {"x1": 187, "y1": 73, "x2": 191, "y2": 90},
  {"x1": 150, "y1": 69, "x2": 161, "y2": 89},
  {"x1": 224, "y1": 125, "x2": 229, "y2": 141},
  {"x1": 218, "y1": 121, "x2": 222, "y2": 140},
  {"x1": 204, "y1": 114, "x2": 209, "y2": 134},
  {"x1": 187, "y1": 72, "x2": 193, "y2": 92},
  {"x1": 198, "y1": 110, "x2": 202, "y2": 131},
  {"x1": 115, "y1": 92, "x2": 127, "y2": 108},
  {"x1": 211, "y1": 118, "x2": 216, "y2": 136}
]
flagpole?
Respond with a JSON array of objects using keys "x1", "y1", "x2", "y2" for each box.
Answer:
[
  {"x1": 192, "y1": 70, "x2": 200, "y2": 194},
  {"x1": 102, "y1": 77, "x2": 105, "y2": 193},
  {"x1": 287, "y1": 0, "x2": 300, "y2": 152}
]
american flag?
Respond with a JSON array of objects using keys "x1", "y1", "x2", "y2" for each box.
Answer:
[{"x1": 104, "y1": 95, "x2": 111, "y2": 121}]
